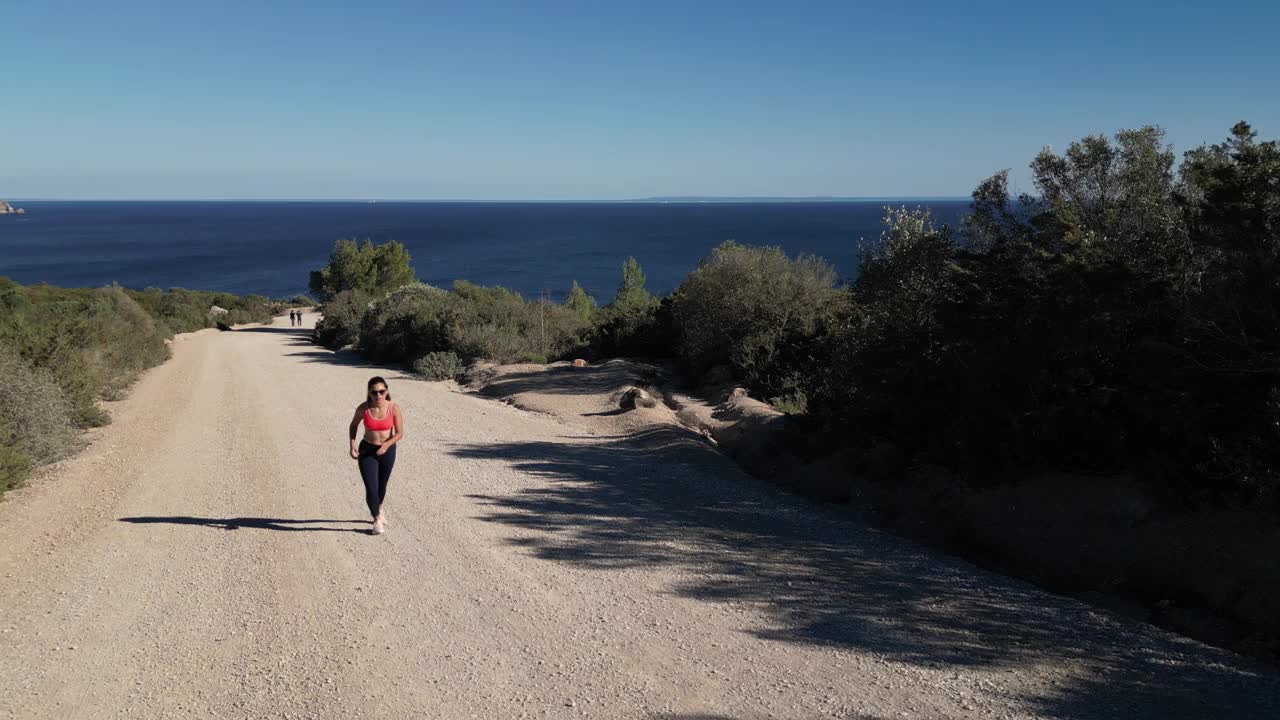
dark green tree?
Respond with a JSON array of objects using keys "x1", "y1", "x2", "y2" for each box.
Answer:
[
  {"x1": 672, "y1": 241, "x2": 840, "y2": 397},
  {"x1": 1029, "y1": 126, "x2": 1191, "y2": 286},
  {"x1": 611, "y1": 257, "x2": 652, "y2": 312},
  {"x1": 593, "y1": 257, "x2": 671, "y2": 358},
  {"x1": 309, "y1": 238, "x2": 415, "y2": 302},
  {"x1": 563, "y1": 280, "x2": 597, "y2": 323}
]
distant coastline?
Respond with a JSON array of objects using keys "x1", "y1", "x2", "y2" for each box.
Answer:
[
  {"x1": 0, "y1": 200, "x2": 26, "y2": 214},
  {"x1": 628, "y1": 196, "x2": 969, "y2": 203}
]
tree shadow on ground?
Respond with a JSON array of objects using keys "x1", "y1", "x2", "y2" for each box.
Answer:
[
  {"x1": 119, "y1": 516, "x2": 370, "y2": 534},
  {"x1": 285, "y1": 349, "x2": 396, "y2": 370},
  {"x1": 451, "y1": 426, "x2": 1280, "y2": 719},
  {"x1": 268, "y1": 334, "x2": 402, "y2": 373},
  {"x1": 653, "y1": 716, "x2": 885, "y2": 720},
  {"x1": 258, "y1": 331, "x2": 414, "y2": 376},
  {"x1": 233, "y1": 326, "x2": 313, "y2": 335},
  {"x1": 476, "y1": 360, "x2": 660, "y2": 400}
]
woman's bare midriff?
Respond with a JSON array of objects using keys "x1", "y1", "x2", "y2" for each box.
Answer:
[{"x1": 363, "y1": 428, "x2": 393, "y2": 444}]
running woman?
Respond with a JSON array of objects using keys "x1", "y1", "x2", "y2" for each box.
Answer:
[{"x1": 348, "y1": 376, "x2": 405, "y2": 535}]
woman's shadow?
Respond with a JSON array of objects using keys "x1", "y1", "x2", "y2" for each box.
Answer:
[{"x1": 118, "y1": 516, "x2": 371, "y2": 534}]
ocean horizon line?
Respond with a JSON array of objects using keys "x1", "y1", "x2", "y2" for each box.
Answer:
[
  {"x1": 5, "y1": 196, "x2": 971, "y2": 204},
  {"x1": 0, "y1": 198, "x2": 971, "y2": 300}
]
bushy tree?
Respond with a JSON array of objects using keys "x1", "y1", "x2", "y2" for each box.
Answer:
[
  {"x1": 1170, "y1": 122, "x2": 1280, "y2": 501},
  {"x1": 358, "y1": 283, "x2": 456, "y2": 361},
  {"x1": 313, "y1": 290, "x2": 371, "y2": 349},
  {"x1": 856, "y1": 208, "x2": 960, "y2": 338},
  {"x1": 1030, "y1": 126, "x2": 1192, "y2": 285},
  {"x1": 447, "y1": 282, "x2": 588, "y2": 363},
  {"x1": 808, "y1": 123, "x2": 1280, "y2": 508},
  {"x1": 309, "y1": 238, "x2": 415, "y2": 302},
  {"x1": 1179, "y1": 121, "x2": 1280, "y2": 353},
  {"x1": 672, "y1": 241, "x2": 841, "y2": 404}
]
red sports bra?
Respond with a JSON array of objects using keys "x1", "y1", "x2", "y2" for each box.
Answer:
[{"x1": 363, "y1": 404, "x2": 395, "y2": 432}]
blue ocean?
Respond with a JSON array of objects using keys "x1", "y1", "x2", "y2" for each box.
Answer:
[{"x1": 0, "y1": 201, "x2": 969, "y2": 300}]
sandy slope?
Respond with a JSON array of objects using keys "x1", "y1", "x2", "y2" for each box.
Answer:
[{"x1": 1, "y1": 315, "x2": 1277, "y2": 720}]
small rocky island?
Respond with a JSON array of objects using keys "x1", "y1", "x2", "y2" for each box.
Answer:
[{"x1": 0, "y1": 200, "x2": 26, "y2": 214}]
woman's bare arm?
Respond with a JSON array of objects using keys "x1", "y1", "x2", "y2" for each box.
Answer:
[{"x1": 348, "y1": 404, "x2": 366, "y2": 457}]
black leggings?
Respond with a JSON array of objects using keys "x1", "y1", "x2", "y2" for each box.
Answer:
[{"x1": 357, "y1": 441, "x2": 396, "y2": 518}]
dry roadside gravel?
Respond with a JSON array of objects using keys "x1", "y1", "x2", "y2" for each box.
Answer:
[{"x1": 1, "y1": 315, "x2": 1277, "y2": 720}]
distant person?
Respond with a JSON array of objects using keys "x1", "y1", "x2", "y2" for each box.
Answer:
[
  {"x1": 348, "y1": 376, "x2": 405, "y2": 535},
  {"x1": 289, "y1": 309, "x2": 296, "y2": 326},
  {"x1": 295, "y1": 307, "x2": 304, "y2": 326}
]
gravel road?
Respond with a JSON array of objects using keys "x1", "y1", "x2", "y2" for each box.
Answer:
[{"x1": 1, "y1": 316, "x2": 1277, "y2": 719}]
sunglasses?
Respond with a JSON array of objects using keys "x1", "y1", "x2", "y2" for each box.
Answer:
[{"x1": 370, "y1": 389, "x2": 388, "y2": 396}]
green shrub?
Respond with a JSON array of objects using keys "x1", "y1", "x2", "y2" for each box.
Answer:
[
  {"x1": 315, "y1": 290, "x2": 372, "y2": 349},
  {"x1": 86, "y1": 286, "x2": 172, "y2": 400},
  {"x1": 0, "y1": 344, "x2": 78, "y2": 495},
  {"x1": 0, "y1": 282, "x2": 170, "y2": 425},
  {"x1": 0, "y1": 278, "x2": 272, "y2": 498},
  {"x1": 447, "y1": 319, "x2": 530, "y2": 362},
  {"x1": 323, "y1": 277, "x2": 590, "y2": 365},
  {"x1": 130, "y1": 286, "x2": 204, "y2": 334},
  {"x1": 128, "y1": 286, "x2": 273, "y2": 334},
  {"x1": 0, "y1": 443, "x2": 31, "y2": 496},
  {"x1": 769, "y1": 392, "x2": 809, "y2": 416},
  {"x1": 444, "y1": 282, "x2": 588, "y2": 363},
  {"x1": 413, "y1": 351, "x2": 465, "y2": 380},
  {"x1": 671, "y1": 241, "x2": 841, "y2": 398},
  {"x1": 359, "y1": 283, "x2": 457, "y2": 361}
]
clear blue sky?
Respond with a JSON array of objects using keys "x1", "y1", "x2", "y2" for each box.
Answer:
[{"x1": 2, "y1": 1, "x2": 1277, "y2": 200}]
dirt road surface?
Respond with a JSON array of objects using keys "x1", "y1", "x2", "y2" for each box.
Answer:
[{"x1": 2, "y1": 316, "x2": 1277, "y2": 719}]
